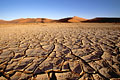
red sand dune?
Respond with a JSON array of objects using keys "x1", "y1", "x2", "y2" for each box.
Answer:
[
  {"x1": 12, "y1": 18, "x2": 35, "y2": 23},
  {"x1": 0, "y1": 17, "x2": 120, "y2": 23},
  {"x1": 58, "y1": 16, "x2": 87, "y2": 23},
  {"x1": 0, "y1": 20, "x2": 8, "y2": 23},
  {"x1": 35, "y1": 18, "x2": 42, "y2": 23},
  {"x1": 68, "y1": 16, "x2": 88, "y2": 23},
  {"x1": 42, "y1": 18, "x2": 56, "y2": 23},
  {"x1": 9, "y1": 18, "x2": 56, "y2": 23},
  {"x1": 82, "y1": 17, "x2": 120, "y2": 23}
]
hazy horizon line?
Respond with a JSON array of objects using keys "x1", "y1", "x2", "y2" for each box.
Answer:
[{"x1": 1, "y1": 16, "x2": 120, "y2": 21}]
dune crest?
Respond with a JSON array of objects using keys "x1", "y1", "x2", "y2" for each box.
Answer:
[
  {"x1": 0, "y1": 17, "x2": 120, "y2": 23},
  {"x1": 68, "y1": 16, "x2": 87, "y2": 23}
]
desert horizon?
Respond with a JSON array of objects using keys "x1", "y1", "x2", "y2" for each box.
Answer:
[{"x1": 0, "y1": 16, "x2": 120, "y2": 24}]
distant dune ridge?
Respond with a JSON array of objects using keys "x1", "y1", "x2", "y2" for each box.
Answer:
[
  {"x1": 0, "y1": 20, "x2": 8, "y2": 23},
  {"x1": 0, "y1": 16, "x2": 120, "y2": 23},
  {"x1": 68, "y1": 16, "x2": 88, "y2": 22},
  {"x1": 83, "y1": 17, "x2": 120, "y2": 23},
  {"x1": 9, "y1": 18, "x2": 55, "y2": 23},
  {"x1": 58, "y1": 16, "x2": 87, "y2": 23}
]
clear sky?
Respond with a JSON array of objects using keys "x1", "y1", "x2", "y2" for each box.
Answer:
[{"x1": 0, "y1": 0, "x2": 120, "y2": 20}]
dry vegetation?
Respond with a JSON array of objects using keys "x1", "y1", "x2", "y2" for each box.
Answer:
[{"x1": 0, "y1": 23, "x2": 120, "y2": 80}]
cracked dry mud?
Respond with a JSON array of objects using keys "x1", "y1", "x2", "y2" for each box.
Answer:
[{"x1": 0, "y1": 23, "x2": 120, "y2": 80}]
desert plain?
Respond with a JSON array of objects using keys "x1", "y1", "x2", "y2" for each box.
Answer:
[{"x1": 0, "y1": 23, "x2": 120, "y2": 80}]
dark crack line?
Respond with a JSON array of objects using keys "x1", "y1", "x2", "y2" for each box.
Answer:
[
  {"x1": 32, "y1": 44, "x2": 55, "y2": 75},
  {"x1": 63, "y1": 44, "x2": 111, "y2": 80}
]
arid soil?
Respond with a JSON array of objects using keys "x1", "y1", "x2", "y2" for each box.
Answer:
[{"x1": 0, "y1": 23, "x2": 120, "y2": 80}]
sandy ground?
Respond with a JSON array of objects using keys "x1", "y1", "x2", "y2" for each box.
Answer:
[{"x1": 0, "y1": 23, "x2": 120, "y2": 80}]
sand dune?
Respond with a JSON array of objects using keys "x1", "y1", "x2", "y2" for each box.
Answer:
[
  {"x1": 0, "y1": 20, "x2": 8, "y2": 23},
  {"x1": 0, "y1": 17, "x2": 120, "y2": 24},
  {"x1": 0, "y1": 16, "x2": 87, "y2": 23},
  {"x1": 9, "y1": 18, "x2": 55, "y2": 23},
  {"x1": 68, "y1": 16, "x2": 87, "y2": 22},
  {"x1": 58, "y1": 16, "x2": 87, "y2": 23},
  {"x1": 83, "y1": 17, "x2": 120, "y2": 23}
]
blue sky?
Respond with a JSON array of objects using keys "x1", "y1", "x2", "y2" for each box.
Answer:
[{"x1": 0, "y1": 0, "x2": 120, "y2": 20}]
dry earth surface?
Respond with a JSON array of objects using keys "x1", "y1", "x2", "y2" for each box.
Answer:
[{"x1": 0, "y1": 23, "x2": 120, "y2": 80}]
